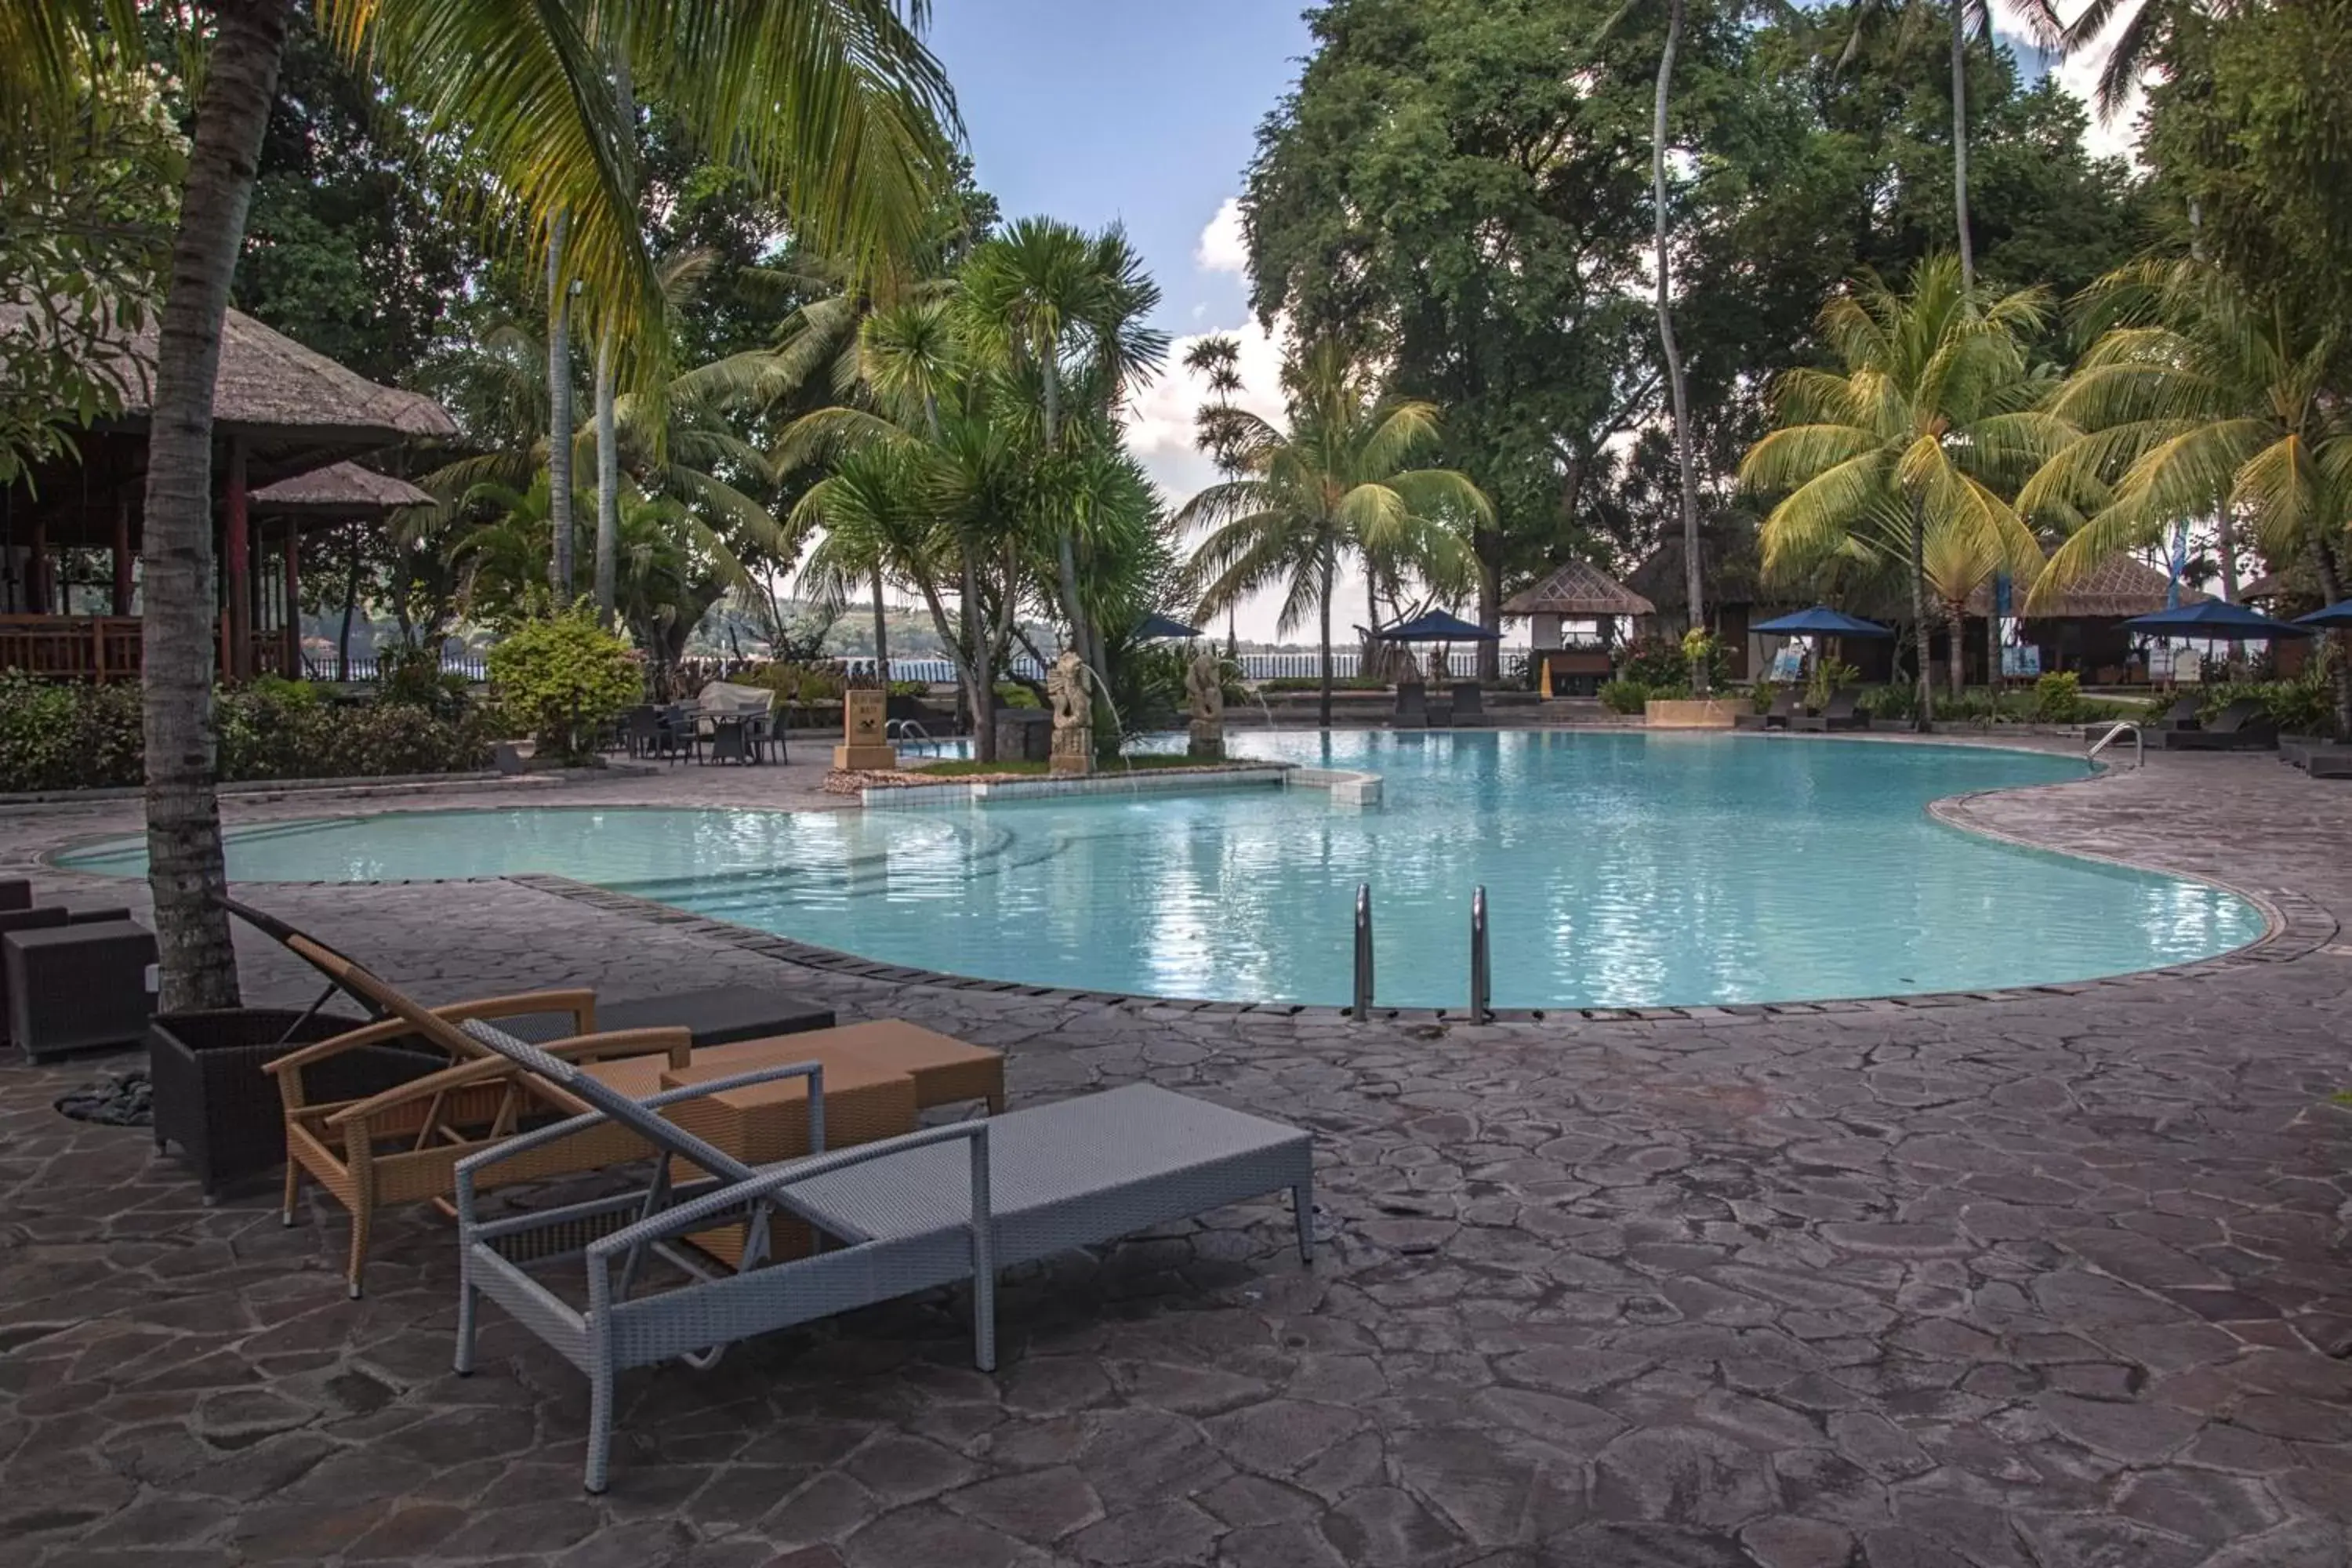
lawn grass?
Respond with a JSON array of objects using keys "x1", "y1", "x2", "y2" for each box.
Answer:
[{"x1": 906, "y1": 753, "x2": 1236, "y2": 778}]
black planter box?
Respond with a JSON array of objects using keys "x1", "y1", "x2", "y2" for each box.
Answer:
[{"x1": 148, "y1": 1009, "x2": 439, "y2": 1198}]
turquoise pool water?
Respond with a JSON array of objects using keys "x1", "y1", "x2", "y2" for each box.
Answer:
[{"x1": 57, "y1": 731, "x2": 2262, "y2": 1008}]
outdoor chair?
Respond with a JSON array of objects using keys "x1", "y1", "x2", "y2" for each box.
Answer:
[
  {"x1": 2307, "y1": 747, "x2": 2352, "y2": 779},
  {"x1": 705, "y1": 718, "x2": 752, "y2": 765},
  {"x1": 1450, "y1": 682, "x2": 1486, "y2": 725},
  {"x1": 1393, "y1": 682, "x2": 1428, "y2": 728},
  {"x1": 2161, "y1": 698, "x2": 2278, "y2": 751},
  {"x1": 451, "y1": 1020, "x2": 1315, "y2": 1493},
  {"x1": 1735, "y1": 688, "x2": 1801, "y2": 731},
  {"x1": 1793, "y1": 688, "x2": 1869, "y2": 731},
  {"x1": 621, "y1": 706, "x2": 662, "y2": 757},
  {"x1": 0, "y1": 903, "x2": 132, "y2": 1049},
  {"x1": 2154, "y1": 693, "x2": 2201, "y2": 731}
]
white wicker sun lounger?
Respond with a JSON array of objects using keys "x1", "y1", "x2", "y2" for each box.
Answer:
[{"x1": 448, "y1": 1022, "x2": 1315, "y2": 1492}]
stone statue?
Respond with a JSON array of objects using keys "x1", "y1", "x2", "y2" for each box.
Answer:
[
  {"x1": 1186, "y1": 650, "x2": 1225, "y2": 760},
  {"x1": 1047, "y1": 648, "x2": 1093, "y2": 775}
]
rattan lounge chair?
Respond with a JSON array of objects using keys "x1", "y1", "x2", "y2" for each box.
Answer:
[
  {"x1": 1393, "y1": 682, "x2": 1428, "y2": 728},
  {"x1": 450, "y1": 1022, "x2": 1316, "y2": 1493},
  {"x1": 1450, "y1": 682, "x2": 1486, "y2": 725},
  {"x1": 1792, "y1": 687, "x2": 1870, "y2": 731},
  {"x1": 219, "y1": 898, "x2": 698, "y2": 1298},
  {"x1": 2160, "y1": 698, "x2": 2277, "y2": 751},
  {"x1": 1735, "y1": 688, "x2": 1801, "y2": 730},
  {"x1": 2154, "y1": 692, "x2": 2201, "y2": 731}
]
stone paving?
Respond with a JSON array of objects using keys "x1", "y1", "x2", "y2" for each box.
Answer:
[{"x1": 2, "y1": 739, "x2": 2350, "y2": 1566}]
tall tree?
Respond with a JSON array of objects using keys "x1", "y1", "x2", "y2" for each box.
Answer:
[
  {"x1": 1653, "y1": 0, "x2": 1710, "y2": 684},
  {"x1": 1842, "y1": 0, "x2": 1992, "y2": 287},
  {"x1": 1741, "y1": 255, "x2": 2058, "y2": 728},
  {"x1": 27, "y1": 0, "x2": 955, "y2": 1007},
  {"x1": 1179, "y1": 342, "x2": 1493, "y2": 726}
]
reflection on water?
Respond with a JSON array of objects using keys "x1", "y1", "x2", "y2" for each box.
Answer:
[{"x1": 59, "y1": 731, "x2": 2263, "y2": 1007}]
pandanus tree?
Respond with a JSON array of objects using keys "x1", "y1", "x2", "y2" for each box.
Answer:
[
  {"x1": 24, "y1": 1, "x2": 954, "y2": 1005},
  {"x1": 2022, "y1": 257, "x2": 2352, "y2": 731},
  {"x1": 1741, "y1": 256, "x2": 2060, "y2": 729},
  {"x1": 1178, "y1": 342, "x2": 1494, "y2": 728}
]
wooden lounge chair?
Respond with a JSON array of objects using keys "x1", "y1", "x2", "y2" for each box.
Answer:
[
  {"x1": 2160, "y1": 699, "x2": 2277, "y2": 751},
  {"x1": 1735, "y1": 688, "x2": 1801, "y2": 730},
  {"x1": 1393, "y1": 682, "x2": 1428, "y2": 728},
  {"x1": 221, "y1": 898, "x2": 698, "y2": 1298},
  {"x1": 451, "y1": 1022, "x2": 1314, "y2": 1492},
  {"x1": 1792, "y1": 688, "x2": 1870, "y2": 731}
]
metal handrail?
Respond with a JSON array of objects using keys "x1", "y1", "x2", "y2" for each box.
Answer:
[
  {"x1": 1352, "y1": 883, "x2": 1375, "y2": 1020},
  {"x1": 2086, "y1": 720, "x2": 2143, "y2": 769},
  {"x1": 1468, "y1": 885, "x2": 1490, "y2": 1023}
]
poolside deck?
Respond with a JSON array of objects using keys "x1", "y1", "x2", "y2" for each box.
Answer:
[{"x1": 3, "y1": 739, "x2": 2349, "y2": 1568}]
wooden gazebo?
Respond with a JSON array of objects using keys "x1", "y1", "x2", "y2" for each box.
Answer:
[
  {"x1": 1, "y1": 307, "x2": 454, "y2": 680},
  {"x1": 1971, "y1": 556, "x2": 2206, "y2": 681},
  {"x1": 1501, "y1": 560, "x2": 1656, "y2": 696}
]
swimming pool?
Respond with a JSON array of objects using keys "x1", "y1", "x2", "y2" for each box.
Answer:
[{"x1": 57, "y1": 731, "x2": 2262, "y2": 1009}]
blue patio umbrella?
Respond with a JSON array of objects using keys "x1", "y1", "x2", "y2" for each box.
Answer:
[
  {"x1": 1373, "y1": 609, "x2": 1501, "y2": 641},
  {"x1": 2294, "y1": 598, "x2": 2352, "y2": 629},
  {"x1": 1749, "y1": 605, "x2": 1896, "y2": 638},
  {"x1": 1132, "y1": 612, "x2": 1203, "y2": 641},
  {"x1": 2119, "y1": 600, "x2": 2313, "y2": 639}
]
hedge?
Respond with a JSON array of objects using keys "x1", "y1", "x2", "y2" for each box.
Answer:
[{"x1": 0, "y1": 673, "x2": 499, "y2": 793}]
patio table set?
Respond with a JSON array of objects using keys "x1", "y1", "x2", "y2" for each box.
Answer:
[
  {"x1": 22, "y1": 895, "x2": 1319, "y2": 1494},
  {"x1": 621, "y1": 681, "x2": 787, "y2": 765}
]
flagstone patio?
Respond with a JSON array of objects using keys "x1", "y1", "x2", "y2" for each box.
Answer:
[{"x1": 2, "y1": 740, "x2": 2348, "y2": 1567}]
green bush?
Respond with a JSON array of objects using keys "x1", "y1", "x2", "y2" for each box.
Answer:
[
  {"x1": 2200, "y1": 674, "x2": 2336, "y2": 735},
  {"x1": 2032, "y1": 671, "x2": 2085, "y2": 724},
  {"x1": 995, "y1": 682, "x2": 1041, "y2": 709},
  {"x1": 886, "y1": 679, "x2": 931, "y2": 699},
  {"x1": 1259, "y1": 674, "x2": 1388, "y2": 692},
  {"x1": 484, "y1": 609, "x2": 643, "y2": 764},
  {"x1": 1618, "y1": 632, "x2": 1731, "y2": 691},
  {"x1": 1807, "y1": 657, "x2": 1860, "y2": 713},
  {"x1": 0, "y1": 672, "x2": 495, "y2": 793},
  {"x1": 737, "y1": 660, "x2": 847, "y2": 705},
  {"x1": 1599, "y1": 678, "x2": 1651, "y2": 715}
]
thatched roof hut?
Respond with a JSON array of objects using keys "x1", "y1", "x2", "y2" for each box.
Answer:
[
  {"x1": 1970, "y1": 556, "x2": 2203, "y2": 618},
  {"x1": 1501, "y1": 559, "x2": 1656, "y2": 619},
  {"x1": 1626, "y1": 530, "x2": 1771, "y2": 618},
  {"x1": 250, "y1": 462, "x2": 435, "y2": 524}
]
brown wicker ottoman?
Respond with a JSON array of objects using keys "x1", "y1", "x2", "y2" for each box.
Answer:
[
  {"x1": 0, "y1": 906, "x2": 133, "y2": 1049},
  {"x1": 5, "y1": 920, "x2": 158, "y2": 1060},
  {"x1": 779, "y1": 1019, "x2": 1007, "y2": 1113},
  {"x1": 501, "y1": 984, "x2": 836, "y2": 1047},
  {"x1": 0, "y1": 879, "x2": 29, "y2": 912}
]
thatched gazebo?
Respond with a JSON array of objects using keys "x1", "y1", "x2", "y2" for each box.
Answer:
[
  {"x1": 1, "y1": 307, "x2": 453, "y2": 680},
  {"x1": 247, "y1": 463, "x2": 436, "y2": 679},
  {"x1": 1967, "y1": 556, "x2": 2205, "y2": 681},
  {"x1": 1501, "y1": 560, "x2": 1656, "y2": 695}
]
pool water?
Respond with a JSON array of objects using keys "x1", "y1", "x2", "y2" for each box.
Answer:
[{"x1": 58, "y1": 731, "x2": 2262, "y2": 1008}]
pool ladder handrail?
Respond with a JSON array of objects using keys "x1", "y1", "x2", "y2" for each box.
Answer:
[
  {"x1": 1350, "y1": 882, "x2": 1493, "y2": 1023},
  {"x1": 1352, "y1": 883, "x2": 1375, "y2": 1020},
  {"x1": 2086, "y1": 720, "x2": 2143, "y2": 769}
]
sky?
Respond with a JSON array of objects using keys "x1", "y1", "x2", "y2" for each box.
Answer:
[{"x1": 920, "y1": 1, "x2": 2136, "y2": 644}]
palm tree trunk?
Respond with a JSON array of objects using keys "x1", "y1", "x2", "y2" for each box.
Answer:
[
  {"x1": 1910, "y1": 499, "x2": 1935, "y2": 731},
  {"x1": 1951, "y1": 1, "x2": 1975, "y2": 291},
  {"x1": 964, "y1": 537, "x2": 995, "y2": 762},
  {"x1": 1947, "y1": 604, "x2": 1968, "y2": 700},
  {"x1": 593, "y1": 326, "x2": 619, "y2": 622},
  {"x1": 1319, "y1": 537, "x2": 1337, "y2": 728},
  {"x1": 1475, "y1": 542, "x2": 1502, "y2": 682},
  {"x1": 2308, "y1": 539, "x2": 2351, "y2": 735},
  {"x1": 338, "y1": 524, "x2": 361, "y2": 679},
  {"x1": 869, "y1": 568, "x2": 891, "y2": 681},
  {"x1": 1655, "y1": 0, "x2": 1709, "y2": 695},
  {"x1": 141, "y1": 0, "x2": 295, "y2": 1011},
  {"x1": 2216, "y1": 510, "x2": 2240, "y2": 601},
  {"x1": 547, "y1": 212, "x2": 575, "y2": 600}
]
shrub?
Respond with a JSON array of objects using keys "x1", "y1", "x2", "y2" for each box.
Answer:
[
  {"x1": 1259, "y1": 674, "x2": 1387, "y2": 692},
  {"x1": 995, "y1": 682, "x2": 1041, "y2": 709},
  {"x1": 2200, "y1": 674, "x2": 2335, "y2": 735},
  {"x1": 886, "y1": 679, "x2": 930, "y2": 699},
  {"x1": 1599, "y1": 678, "x2": 1651, "y2": 715},
  {"x1": 736, "y1": 660, "x2": 847, "y2": 705},
  {"x1": 484, "y1": 608, "x2": 643, "y2": 764},
  {"x1": 1806, "y1": 657, "x2": 1860, "y2": 713},
  {"x1": 2032, "y1": 671, "x2": 2085, "y2": 724},
  {"x1": 1618, "y1": 632, "x2": 1731, "y2": 691}
]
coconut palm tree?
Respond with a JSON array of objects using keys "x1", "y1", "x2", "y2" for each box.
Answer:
[
  {"x1": 26, "y1": 1, "x2": 954, "y2": 1006},
  {"x1": 1740, "y1": 256, "x2": 2060, "y2": 729},
  {"x1": 960, "y1": 218, "x2": 1169, "y2": 686},
  {"x1": 1178, "y1": 342, "x2": 1494, "y2": 728},
  {"x1": 2023, "y1": 256, "x2": 2352, "y2": 729}
]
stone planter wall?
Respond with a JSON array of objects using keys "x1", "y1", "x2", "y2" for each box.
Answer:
[{"x1": 1643, "y1": 698, "x2": 1741, "y2": 730}]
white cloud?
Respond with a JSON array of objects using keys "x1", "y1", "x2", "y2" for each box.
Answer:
[
  {"x1": 1193, "y1": 196, "x2": 1250, "y2": 275},
  {"x1": 1992, "y1": 0, "x2": 2143, "y2": 162}
]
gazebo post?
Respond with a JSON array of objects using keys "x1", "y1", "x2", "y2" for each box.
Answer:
[
  {"x1": 111, "y1": 492, "x2": 132, "y2": 615},
  {"x1": 224, "y1": 438, "x2": 250, "y2": 681},
  {"x1": 282, "y1": 517, "x2": 301, "y2": 677}
]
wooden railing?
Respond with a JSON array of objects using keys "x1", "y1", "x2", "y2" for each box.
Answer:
[{"x1": 0, "y1": 615, "x2": 146, "y2": 681}]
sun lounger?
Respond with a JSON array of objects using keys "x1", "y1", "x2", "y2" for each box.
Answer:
[
  {"x1": 1450, "y1": 682, "x2": 1485, "y2": 725},
  {"x1": 1792, "y1": 687, "x2": 1869, "y2": 731},
  {"x1": 2306, "y1": 746, "x2": 2352, "y2": 779},
  {"x1": 1393, "y1": 682, "x2": 1428, "y2": 728},
  {"x1": 2159, "y1": 698, "x2": 2277, "y2": 750},
  {"x1": 450, "y1": 1022, "x2": 1315, "y2": 1492},
  {"x1": 1735, "y1": 688, "x2": 1801, "y2": 731},
  {"x1": 2154, "y1": 693, "x2": 2201, "y2": 731}
]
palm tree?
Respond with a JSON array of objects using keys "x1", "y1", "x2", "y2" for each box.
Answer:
[
  {"x1": 1844, "y1": 0, "x2": 1991, "y2": 288},
  {"x1": 2020, "y1": 0, "x2": 2210, "y2": 122},
  {"x1": 1178, "y1": 343, "x2": 1494, "y2": 728},
  {"x1": 960, "y1": 218, "x2": 1169, "y2": 686},
  {"x1": 1653, "y1": 0, "x2": 1709, "y2": 689},
  {"x1": 2022, "y1": 257, "x2": 2352, "y2": 730},
  {"x1": 25, "y1": 1, "x2": 954, "y2": 1006},
  {"x1": 1740, "y1": 256, "x2": 2060, "y2": 729}
]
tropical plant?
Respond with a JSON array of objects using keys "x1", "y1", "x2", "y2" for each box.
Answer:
[
  {"x1": 23, "y1": 0, "x2": 956, "y2": 1007},
  {"x1": 485, "y1": 607, "x2": 643, "y2": 764},
  {"x1": 1179, "y1": 342, "x2": 1494, "y2": 727},
  {"x1": 1740, "y1": 255, "x2": 2058, "y2": 729},
  {"x1": 1599, "y1": 679, "x2": 1655, "y2": 714},
  {"x1": 2021, "y1": 257, "x2": 2352, "y2": 731}
]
